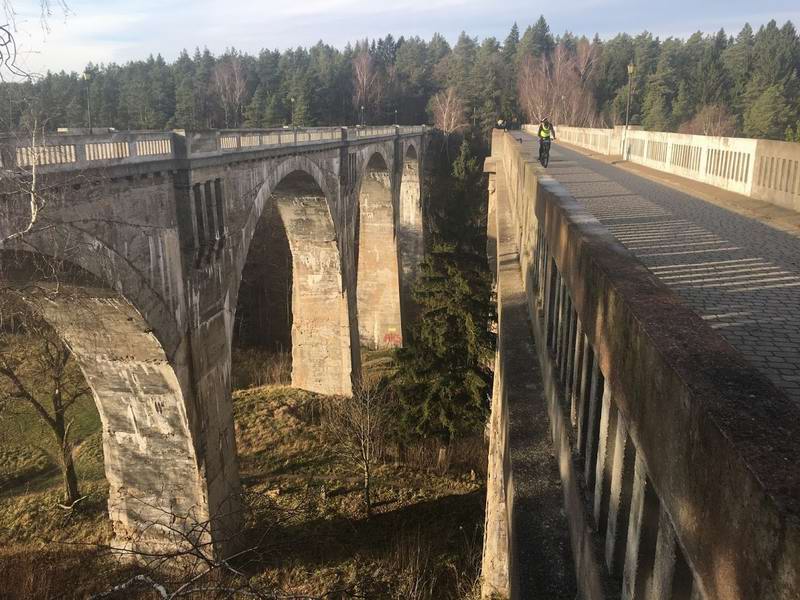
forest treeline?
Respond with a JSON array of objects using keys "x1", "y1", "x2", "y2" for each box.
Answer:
[{"x1": 1, "y1": 16, "x2": 799, "y2": 140}]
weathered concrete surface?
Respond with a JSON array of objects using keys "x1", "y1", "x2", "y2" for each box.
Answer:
[
  {"x1": 397, "y1": 145, "x2": 424, "y2": 332},
  {"x1": 550, "y1": 125, "x2": 800, "y2": 212},
  {"x1": 276, "y1": 184, "x2": 352, "y2": 394},
  {"x1": 357, "y1": 156, "x2": 403, "y2": 349},
  {"x1": 546, "y1": 142, "x2": 800, "y2": 407},
  {"x1": 480, "y1": 160, "x2": 577, "y2": 599},
  {"x1": 0, "y1": 127, "x2": 427, "y2": 556},
  {"x1": 483, "y1": 129, "x2": 800, "y2": 599},
  {"x1": 33, "y1": 286, "x2": 215, "y2": 554}
]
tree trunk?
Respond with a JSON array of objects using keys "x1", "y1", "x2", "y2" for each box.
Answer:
[
  {"x1": 52, "y1": 402, "x2": 80, "y2": 504},
  {"x1": 395, "y1": 440, "x2": 406, "y2": 466},
  {"x1": 363, "y1": 461, "x2": 371, "y2": 517},
  {"x1": 436, "y1": 442, "x2": 449, "y2": 474},
  {"x1": 60, "y1": 449, "x2": 80, "y2": 505}
]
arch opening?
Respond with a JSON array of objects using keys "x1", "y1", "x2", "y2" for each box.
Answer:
[
  {"x1": 234, "y1": 170, "x2": 352, "y2": 395},
  {"x1": 356, "y1": 152, "x2": 403, "y2": 349},
  {"x1": 398, "y1": 144, "x2": 424, "y2": 333},
  {"x1": 0, "y1": 250, "x2": 225, "y2": 556}
]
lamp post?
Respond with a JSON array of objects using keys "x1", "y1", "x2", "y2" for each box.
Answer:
[
  {"x1": 622, "y1": 62, "x2": 636, "y2": 158},
  {"x1": 290, "y1": 96, "x2": 295, "y2": 128},
  {"x1": 83, "y1": 70, "x2": 93, "y2": 134},
  {"x1": 394, "y1": 108, "x2": 398, "y2": 125},
  {"x1": 360, "y1": 105, "x2": 365, "y2": 127}
]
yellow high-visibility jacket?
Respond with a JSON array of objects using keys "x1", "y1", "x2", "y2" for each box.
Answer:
[{"x1": 537, "y1": 124, "x2": 556, "y2": 139}]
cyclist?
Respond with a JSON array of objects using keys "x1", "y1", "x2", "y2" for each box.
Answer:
[{"x1": 537, "y1": 117, "x2": 556, "y2": 164}]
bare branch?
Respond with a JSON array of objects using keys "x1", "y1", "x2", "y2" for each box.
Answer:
[{"x1": 429, "y1": 87, "x2": 467, "y2": 136}]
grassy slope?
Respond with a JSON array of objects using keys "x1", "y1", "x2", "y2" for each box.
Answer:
[{"x1": 0, "y1": 356, "x2": 485, "y2": 598}]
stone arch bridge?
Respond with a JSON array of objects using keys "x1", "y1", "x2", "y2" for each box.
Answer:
[{"x1": 0, "y1": 125, "x2": 428, "y2": 556}]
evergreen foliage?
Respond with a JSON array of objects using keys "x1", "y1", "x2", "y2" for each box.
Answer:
[
  {"x1": 391, "y1": 138, "x2": 495, "y2": 444},
  {"x1": 1, "y1": 17, "x2": 798, "y2": 140}
]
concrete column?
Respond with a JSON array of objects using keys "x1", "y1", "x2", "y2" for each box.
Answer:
[
  {"x1": 481, "y1": 350, "x2": 511, "y2": 599},
  {"x1": 605, "y1": 415, "x2": 636, "y2": 575},
  {"x1": 552, "y1": 274, "x2": 562, "y2": 352},
  {"x1": 576, "y1": 335, "x2": 592, "y2": 446},
  {"x1": 594, "y1": 381, "x2": 618, "y2": 536},
  {"x1": 357, "y1": 167, "x2": 403, "y2": 349},
  {"x1": 623, "y1": 453, "x2": 660, "y2": 600},
  {"x1": 545, "y1": 260, "x2": 557, "y2": 347},
  {"x1": 649, "y1": 507, "x2": 696, "y2": 600},
  {"x1": 583, "y1": 359, "x2": 603, "y2": 486},
  {"x1": 564, "y1": 306, "x2": 577, "y2": 390},
  {"x1": 397, "y1": 152, "x2": 423, "y2": 335},
  {"x1": 556, "y1": 280, "x2": 566, "y2": 365},
  {"x1": 277, "y1": 196, "x2": 353, "y2": 395},
  {"x1": 570, "y1": 320, "x2": 585, "y2": 428}
]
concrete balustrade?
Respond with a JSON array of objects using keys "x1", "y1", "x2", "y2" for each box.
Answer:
[
  {"x1": 0, "y1": 125, "x2": 427, "y2": 172},
  {"x1": 483, "y1": 129, "x2": 800, "y2": 599},
  {"x1": 528, "y1": 124, "x2": 800, "y2": 212}
]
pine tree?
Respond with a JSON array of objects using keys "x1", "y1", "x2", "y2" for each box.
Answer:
[
  {"x1": 173, "y1": 76, "x2": 196, "y2": 129},
  {"x1": 744, "y1": 84, "x2": 791, "y2": 138},
  {"x1": 502, "y1": 23, "x2": 520, "y2": 63},
  {"x1": 244, "y1": 85, "x2": 268, "y2": 127},
  {"x1": 392, "y1": 140, "x2": 494, "y2": 446},
  {"x1": 642, "y1": 81, "x2": 670, "y2": 131}
]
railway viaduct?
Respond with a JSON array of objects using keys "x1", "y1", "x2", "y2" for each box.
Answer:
[{"x1": 0, "y1": 125, "x2": 428, "y2": 556}]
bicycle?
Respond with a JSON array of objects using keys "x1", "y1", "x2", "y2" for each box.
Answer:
[{"x1": 539, "y1": 138, "x2": 552, "y2": 168}]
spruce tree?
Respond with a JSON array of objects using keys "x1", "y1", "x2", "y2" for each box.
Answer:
[
  {"x1": 744, "y1": 84, "x2": 791, "y2": 138},
  {"x1": 244, "y1": 85, "x2": 268, "y2": 128},
  {"x1": 392, "y1": 139, "x2": 495, "y2": 446}
]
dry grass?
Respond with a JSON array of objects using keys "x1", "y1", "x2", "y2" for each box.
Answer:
[
  {"x1": 231, "y1": 348, "x2": 292, "y2": 390},
  {"x1": 0, "y1": 348, "x2": 487, "y2": 599}
]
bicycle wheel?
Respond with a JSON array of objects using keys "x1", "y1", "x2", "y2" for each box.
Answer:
[{"x1": 542, "y1": 147, "x2": 549, "y2": 168}]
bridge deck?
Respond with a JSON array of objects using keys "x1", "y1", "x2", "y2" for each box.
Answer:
[{"x1": 540, "y1": 136, "x2": 800, "y2": 406}]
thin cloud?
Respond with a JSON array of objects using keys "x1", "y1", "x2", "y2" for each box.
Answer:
[{"x1": 6, "y1": 0, "x2": 800, "y2": 74}]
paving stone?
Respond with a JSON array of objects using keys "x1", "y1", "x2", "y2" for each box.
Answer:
[{"x1": 548, "y1": 144, "x2": 800, "y2": 407}]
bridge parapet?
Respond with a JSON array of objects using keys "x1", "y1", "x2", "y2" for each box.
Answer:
[
  {"x1": 540, "y1": 124, "x2": 800, "y2": 212},
  {"x1": 484, "y1": 130, "x2": 800, "y2": 600},
  {"x1": 0, "y1": 125, "x2": 427, "y2": 173}
]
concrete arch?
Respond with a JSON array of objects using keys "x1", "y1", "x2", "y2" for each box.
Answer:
[
  {"x1": 398, "y1": 143, "x2": 424, "y2": 331},
  {"x1": 0, "y1": 251, "x2": 235, "y2": 556},
  {"x1": 356, "y1": 151, "x2": 403, "y2": 349},
  {"x1": 237, "y1": 154, "x2": 339, "y2": 275},
  {"x1": 236, "y1": 168, "x2": 352, "y2": 395},
  {"x1": 1, "y1": 222, "x2": 185, "y2": 358}
]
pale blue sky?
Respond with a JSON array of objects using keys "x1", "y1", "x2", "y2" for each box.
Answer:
[{"x1": 6, "y1": 0, "x2": 800, "y2": 74}]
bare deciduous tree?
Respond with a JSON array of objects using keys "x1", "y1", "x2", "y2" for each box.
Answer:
[
  {"x1": 352, "y1": 42, "x2": 383, "y2": 123},
  {"x1": 679, "y1": 103, "x2": 737, "y2": 137},
  {"x1": 429, "y1": 87, "x2": 467, "y2": 136},
  {"x1": 0, "y1": 292, "x2": 90, "y2": 505},
  {"x1": 213, "y1": 54, "x2": 247, "y2": 128},
  {"x1": 323, "y1": 381, "x2": 390, "y2": 516},
  {"x1": 518, "y1": 38, "x2": 600, "y2": 127}
]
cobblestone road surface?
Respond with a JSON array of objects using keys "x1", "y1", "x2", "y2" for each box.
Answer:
[{"x1": 544, "y1": 141, "x2": 800, "y2": 405}]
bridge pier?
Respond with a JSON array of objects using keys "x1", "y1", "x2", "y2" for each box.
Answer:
[
  {"x1": 357, "y1": 154, "x2": 403, "y2": 349},
  {"x1": 397, "y1": 145, "x2": 424, "y2": 334}
]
